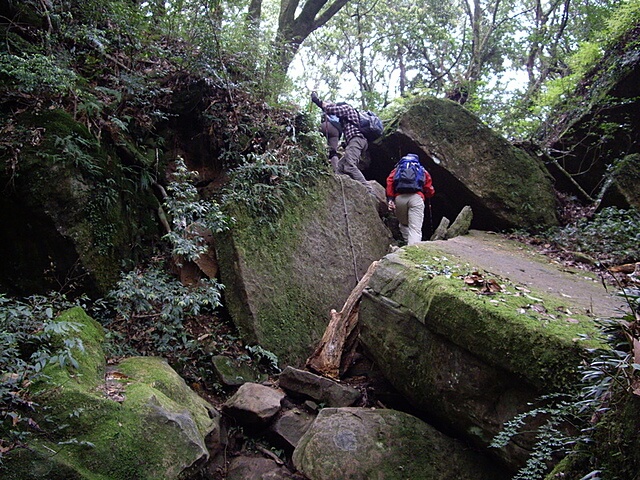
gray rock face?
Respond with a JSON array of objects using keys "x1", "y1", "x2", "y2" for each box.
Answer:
[
  {"x1": 226, "y1": 456, "x2": 296, "y2": 480},
  {"x1": 216, "y1": 175, "x2": 392, "y2": 366},
  {"x1": 445, "y1": 205, "x2": 473, "y2": 239},
  {"x1": 271, "y1": 409, "x2": 316, "y2": 448},
  {"x1": 292, "y1": 407, "x2": 508, "y2": 480},
  {"x1": 600, "y1": 153, "x2": 640, "y2": 211}
]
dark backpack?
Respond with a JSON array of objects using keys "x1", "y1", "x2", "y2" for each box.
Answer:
[
  {"x1": 393, "y1": 155, "x2": 426, "y2": 193},
  {"x1": 357, "y1": 110, "x2": 384, "y2": 141}
]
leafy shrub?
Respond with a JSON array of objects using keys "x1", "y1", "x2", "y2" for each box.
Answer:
[
  {"x1": 245, "y1": 345, "x2": 280, "y2": 374},
  {"x1": 222, "y1": 145, "x2": 328, "y2": 229},
  {"x1": 548, "y1": 207, "x2": 640, "y2": 264},
  {"x1": 101, "y1": 263, "x2": 235, "y2": 391},
  {"x1": 163, "y1": 157, "x2": 233, "y2": 263},
  {"x1": 0, "y1": 53, "x2": 77, "y2": 96},
  {"x1": 106, "y1": 266, "x2": 223, "y2": 356},
  {"x1": 0, "y1": 293, "x2": 84, "y2": 459},
  {"x1": 604, "y1": 0, "x2": 640, "y2": 47}
]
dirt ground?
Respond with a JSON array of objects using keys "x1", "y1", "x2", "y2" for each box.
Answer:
[{"x1": 427, "y1": 230, "x2": 628, "y2": 319}]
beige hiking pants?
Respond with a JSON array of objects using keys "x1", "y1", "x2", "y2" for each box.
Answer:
[{"x1": 394, "y1": 193, "x2": 425, "y2": 245}]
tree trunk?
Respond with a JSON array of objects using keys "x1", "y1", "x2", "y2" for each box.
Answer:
[{"x1": 272, "y1": 0, "x2": 351, "y2": 77}]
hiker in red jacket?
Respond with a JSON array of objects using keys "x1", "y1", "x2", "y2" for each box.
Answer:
[
  {"x1": 311, "y1": 92, "x2": 373, "y2": 195},
  {"x1": 386, "y1": 153, "x2": 435, "y2": 245}
]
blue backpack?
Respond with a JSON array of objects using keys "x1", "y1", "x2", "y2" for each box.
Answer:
[
  {"x1": 393, "y1": 154, "x2": 426, "y2": 193},
  {"x1": 357, "y1": 110, "x2": 384, "y2": 141}
]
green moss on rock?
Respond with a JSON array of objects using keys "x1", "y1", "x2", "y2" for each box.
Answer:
[
  {"x1": 0, "y1": 109, "x2": 160, "y2": 295},
  {"x1": 293, "y1": 407, "x2": 508, "y2": 480},
  {"x1": 392, "y1": 246, "x2": 605, "y2": 391},
  {"x1": 382, "y1": 96, "x2": 558, "y2": 230},
  {"x1": 359, "y1": 242, "x2": 612, "y2": 469},
  {"x1": 2, "y1": 308, "x2": 217, "y2": 480},
  {"x1": 216, "y1": 175, "x2": 392, "y2": 366}
]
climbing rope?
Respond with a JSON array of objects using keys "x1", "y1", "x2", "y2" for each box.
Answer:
[{"x1": 339, "y1": 175, "x2": 361, "y2": 285}]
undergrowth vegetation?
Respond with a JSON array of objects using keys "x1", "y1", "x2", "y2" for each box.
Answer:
[
  {"x1": 222, "y1": 131, "x2": 328, "y2": 230},
  {"x1": 492, "y1": 289, "x2": 640, "y2": 480},
  {"x1": 548, "y1": 207, "x2": 640, "y2": 265},
  {"x1": 0, "y1": 293, "x2": 85, "y2": 457},
  {"x1": 96, "y1": 262, "x2": 238, "y2": 392}
]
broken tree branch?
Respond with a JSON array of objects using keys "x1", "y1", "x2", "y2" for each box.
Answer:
[{"x1": 306, "y1": 261, "x2": 379, "y2": 379}]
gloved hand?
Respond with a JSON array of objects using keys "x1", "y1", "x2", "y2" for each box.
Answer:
[
  {"x1": 387, "y1": 199, "x2": 396, "y2": 212},
  {"x1": 311, "y1": 91, "x2": 322, "y2": 108}
]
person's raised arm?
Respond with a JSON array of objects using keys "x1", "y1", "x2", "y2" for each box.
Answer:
[{"x1": 311, "y1": 91, "x2": 323, "y2": 109}]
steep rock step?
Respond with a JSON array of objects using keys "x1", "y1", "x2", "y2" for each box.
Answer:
[{"x1": 358, "y1": 230, "x2": 624, "y2": 471}]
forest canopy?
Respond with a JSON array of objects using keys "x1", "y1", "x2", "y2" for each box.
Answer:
[{"x1": 2, "y1": 0, "x2": 638, "y2": 139}]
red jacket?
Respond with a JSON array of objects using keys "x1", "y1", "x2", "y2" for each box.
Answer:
[{"x1": 386, "y1": 168, "x2": 435, "y2": 201}]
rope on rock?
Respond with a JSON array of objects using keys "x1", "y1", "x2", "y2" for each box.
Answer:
[{"x1": 339, "y1": 175, "x2": 360, "y2": 284}]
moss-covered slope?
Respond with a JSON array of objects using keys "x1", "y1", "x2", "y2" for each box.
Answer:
[{"x1": 215, "y1": 175, "x2": 392, "y2": 367}]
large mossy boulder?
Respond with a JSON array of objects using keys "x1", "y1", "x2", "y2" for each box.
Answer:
[
  {"x1": 215, "y1": 175, "x2": 392, "y2": 367},
  {"x1": 369, "y1": 96, "x2": 558, "y2": 231},
  {"x1": 0, "y1": 109, "x2": 160, "y2": 296},
  {"x1": 600, "y1": 153, "x2": 640, "y2": 210},
  {"x1": 2, "y1": 307, "x2": 219, "y2": 480},
  {"x1": 537, "y1": 26, "x2": 640, "y2": 200},
  {"x1": 358, "y1": 240, "x2": 610, "y2": 470},
  {"x1": 292, "y1": 407, "x2": 509, "y2": 480}
]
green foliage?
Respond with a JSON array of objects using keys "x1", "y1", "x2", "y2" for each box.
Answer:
[
  {"x1": 491, "y1": 392, "x2": 583, "y2": 480},
  {"x1": 536, "y1": 41, "x2": 603, "y2": 112},
  {"x1": 568, "y1": 42, "x2": 604, "y2": 76},
  {"x1": 0, "y1": 53, "x2": 77, "y2": 96},
  {"x1": 222, "y1": 144, "x2": 328, "y2": 229},
  {"x1": 37, "y1": 133, "x2": 103, "y2": 176},
  {"x1": 101, "y1": 262, "x2": 233, "y2": 391},
  {"x1": 163, "y1": 157, "x2": 233, "y2": 263},
  {"x1": 547, "y1": 207, "x2": 640, "y2": 265},
  {"x1": 603, "y1": 0, "x2": 640, "y2": 46},
  {"x1": 0, "y1": 293, "x2": 84, "y2": 458},
  {"x1": 107, "y1": 266, "x2": 223, "y2": 355},
  {"x1": 56, "y1": 0, "x2": 148, "y2": 42},
  {"x1": 245, "y1": 344, "x2": 280, "y2": 373}
]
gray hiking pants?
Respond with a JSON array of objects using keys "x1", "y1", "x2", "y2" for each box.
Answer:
[{"x1": 338, "y1": 136, "x2": 372, "y2": 194}]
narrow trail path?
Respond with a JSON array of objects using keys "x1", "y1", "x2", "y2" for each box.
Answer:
[{"x1": 428, "y1": 230, "x2": 627, "y2": 319}]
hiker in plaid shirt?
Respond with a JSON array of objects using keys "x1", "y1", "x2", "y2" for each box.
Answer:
[{"x1": 311, "y1": 92, "x2": 373, "y2": 195}]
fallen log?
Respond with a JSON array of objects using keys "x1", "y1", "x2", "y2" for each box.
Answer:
[
  {"x1": 608, "y1": 262, "x2": 640, "y2": 274},
  {"x1": 306, "y1": 261, "x2": 379, "y2": 379}
]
